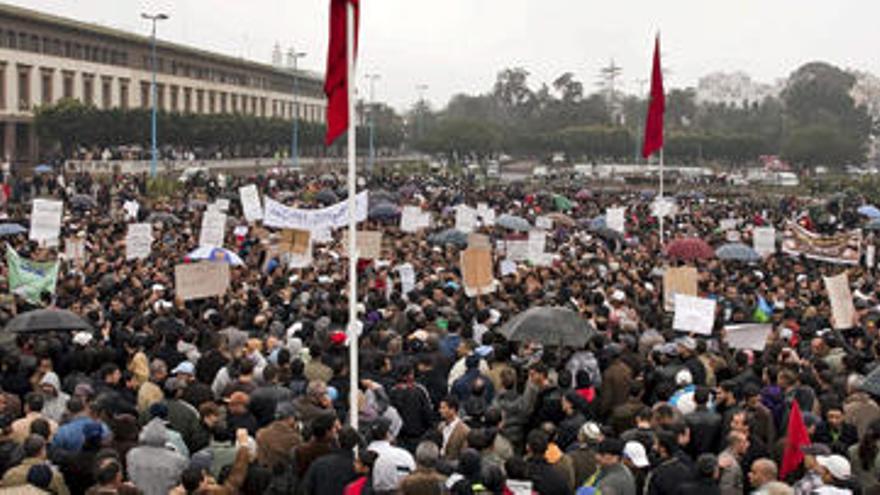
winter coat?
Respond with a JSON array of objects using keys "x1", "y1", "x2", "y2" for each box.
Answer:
[{"x1": 126, "y1": 419, "x2": 188, "y2": 495}]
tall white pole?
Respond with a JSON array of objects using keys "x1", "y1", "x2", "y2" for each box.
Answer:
[
  {"x1": 659, "y1": 148, "x2": 665, "y2": 245},
  {"x1": 345, "y1": 1, "x2": 359, "y2": 430}
]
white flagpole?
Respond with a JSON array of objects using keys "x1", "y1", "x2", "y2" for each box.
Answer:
[
  {"x1": 345, "y1": 0, "x2": 359, "y2": 429},
  {"x1": 659, "y1": 147, "x2": 664, "y2": 246}
]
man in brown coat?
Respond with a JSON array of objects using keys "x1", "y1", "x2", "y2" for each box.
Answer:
[
  {"x1": 255, "y1": 401, "x2": 301, "y2": 469},
  {"x1": 400, "y1": 441, "x2": 446, "y2": 495},
  {"x1": 599, "y1": 346, "x2": 633, "y2": 419},
  {"x1": 439, "y1": 396, "x2": 469, "y2": 461}
]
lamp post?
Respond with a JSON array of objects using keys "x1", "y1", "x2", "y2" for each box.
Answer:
[
  {"x1": 415, "y1": 83, "x2": 428, "y2": 141},
  {"x1": 365, "y1": 73, "x2": 380, "y2": 175},
  {"x1": 289, "y1": 49, "x2": 307, "y2": 170},
  {"x1": 141, "y1": 12, "x2": 168, "y2": 178}
]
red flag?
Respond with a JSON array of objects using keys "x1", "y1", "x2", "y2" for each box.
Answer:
[
  {"x1": 780, "y1": 400, "x2": 811, "y2": 479},
  {"x1": 642, "y1": 35, "x2": 664, "y2": 158},
  {"x1": 324, "y1": 0, "x2": 359, "y2": 146}
]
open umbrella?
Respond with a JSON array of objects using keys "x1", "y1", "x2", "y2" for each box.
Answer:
[
  {"x1": 715, "y1": 242, "x2": 761, "y2": 262},
  {"x1": 496, "y1": 214, "x2": 531, "y2": 232},
  {"x1": 5, "y1": 308, "x2": 93, "y2": 334},
  {"x1": 69, "y1": 194, "x2": 97, "y2": 209},
  {"x1": 587, "y1": 216, "x2": 606, "y2": 231},
  {"x1": 34, "y1": 164, "x2": 53, "y2": 174},
  {"x1": 546, "y1": 212, "x2": 576, "y2": 227},
  {"x1": 866, "y1": 219, "x2": 880, "y2": 231},
  {"x1": 499, "y1": 306, "x2": 596, "y2": 347},
  {"x1": 147, "y1": 212, "x2": 181, "y2": 225},
  {"x1": 315, "y1": 189, "x2": 339, "y2": 205},
  {"x1": 665, "y1": 237, "x2": 715, "y2": 261},
  {"x1": 368, "y1": 202, "x2": 400, "y2": 221},
  {"x1": 553, "y1": 194, "x2": 573, "y2": 211},
  {"x1": 575, "y1": 188, "x2": 592, "y2": 200},
  {"x1": 427, "y1": 228, "x2": 468, "y2": 247},
  {"x1": 859, "y1": 205, "x2": 880, "y2": 219},
  {"x1": 861, "y1": 364, "x2": 880, "y2": 397},
  {"x1": 186, "y1": 246, "x2": 244, "y2": 266},
  {"x1": 0, "y1": 223, "x2": 26, "y2": 236},
  {"x1": 370, "y1": 189, "x2": 399, "y2": 204}
]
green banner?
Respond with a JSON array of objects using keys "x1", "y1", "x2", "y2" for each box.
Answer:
[{"x1": 6, "y1": 245, "x2": 59, "y2": 304}]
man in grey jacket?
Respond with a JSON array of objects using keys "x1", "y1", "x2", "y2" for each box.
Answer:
[
  {"x1": 126, "y1": 418, "x2": 188, "y2": 495},
  {"x1": 582, "y1": 438, "x2": 637, "y2": 495}
]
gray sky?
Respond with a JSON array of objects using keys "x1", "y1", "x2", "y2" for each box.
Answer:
[{"x1": 12, "y1": 0, "x2": 880, "y2": 112}]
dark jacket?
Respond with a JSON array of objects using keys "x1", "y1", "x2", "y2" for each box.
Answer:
[
  {"x1": 293, "y1": 438, "x2": 334, "y2": 478},
  {"x1": 685, "y1": 407, "x2": 722, "y2": 456},
  {"x1": 300, "y1": 448, "x2": 358, "y2": 495},
  {"x1": 527, "y1": 458, "x2": 570, "y2": 495},
  {"x1": 389, "y1": 382, "x2": 434, "y2": 441},
  {"x1": 248, "y1": 384, "x2": 293, "y2": 428},
  {"x1": 679, "y1": 478, "x2": 722, "y2": 495},
  {"x1": 814, "y1": 422, "x2": 859, "y2": 456},
  {"x1": 599, "y1": 360, "x2": 633, "y2": 418},
  {"x1": 645, "y1": 453, "x2": 695, "y2": 495}
]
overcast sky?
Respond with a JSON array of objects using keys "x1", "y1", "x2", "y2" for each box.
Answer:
[{"x1": 12, "y1": 0, "x2": 880, "y2": 112}]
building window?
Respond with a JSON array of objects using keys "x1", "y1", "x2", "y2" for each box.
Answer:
[
  {"x1": 196, "y1": 90, "x2": 204, "y2": 113},
  {"x1": 62, "y1": 71, "x2": 74, "y2": 99},
  {"x1": 230, "y1": 93, "x2": 237, "y2": 113},
  {"x1": 17, "y1": 67, "x2": 30, "y2": 111},
  {"x1": 119, "y1": 79, "x2": 129, "y2": 109},
  {"x1": 170, "y1": 85, "x2": 178, "y2": 112},
  {"x1": 83, "y1": 74, "x2": 94, "y2": 105},
  {"x1": 183, "y1": 87, "x2": 191, "y2": 113},
  {"x1": 6, "y1": 31, "x2": 14, "y2": 49},
  {"x1": 101, "y1": 77, "x2": 112, "y2": 109},
  {"x1": 220, "y1": 92, "x2": 227, "y2": 113},
  {"x1": 208, "y1": 90, "x2": 215, "y2": 113},
  {"x1": 40, "y1": 70, "x2": 52, "y2": 104},
  {"x1": 252, "y1": 96, "x2": 258, "y2": 115},
  {"x1": 157, "y1": 84, "x2": 164, "y2": 110},
  {"x1": 0, "y1": 63, "x2": 6, "y2": 110},
  {"x1": 140, "y1": 82, "x2": 150, "y2": 109},
  {"x1": 260, "y1": 97, "x2": 266, "y2": 117}
]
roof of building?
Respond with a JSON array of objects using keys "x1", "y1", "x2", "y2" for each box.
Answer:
[{"x1": 0, "y1": 2, "x2": 323, "y2": 82}]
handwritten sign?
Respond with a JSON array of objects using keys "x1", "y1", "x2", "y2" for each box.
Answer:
[
  {"x1": 64, "y1": 238, "x2": 86, "y2": 265},
  {"x1": 606, "y1": 207, "x2": 625, "y2": 233},
  {"x1": 175, "y1": 262, "x2": 230, "y2": 300},
  {"x1": 824, "y1": 272, "x2": 856, "y2": 330},
  {"x1": 724, "y1": 324, "x2": 772, "y2": 351},
  {"x1": 536, "y1": 216, "x2": 553, "y2": 230},
  {"x1": 280, "y1": 229, "x2": 311, "y2": 255},
  {"x1": 199, "y1": 210, "x2": 226, "y2": 248},
  {"x1": 663, "y1": 266, "x2": 698, "y2": 312},
  {"x1": 126, "y1": 223, "x2": 153, "y2": 260},
  {"x1": 673, "y1": 294, "x2": 717, "y2": 335},
  {"x1": 397, "y1": 263, "x2": 416, "y2": 295},
  {"x1": 29, "y1": 199, "x2": 63, "y2": 244},
  {"x1": 468, "y1": 233, "x2": 491, "y2": 249},
  {"x1": 753, "y1": 227, "x2": 776, "y2": 257},
  {"x1": 239, "y1": 185, "x2": 263, "y2": 222},
  {"x1": 455, "y1": 205, "x2": 477, "y2": 234},
  {"x1": 342, "y1": 230, "x2": 383, "y2": 259},
  {"x1": 123, "y1": 200, "x2": 139, "y2": 220},
  {"x1": 461, "y1": 247, "x2": 496, "y2": 297}
]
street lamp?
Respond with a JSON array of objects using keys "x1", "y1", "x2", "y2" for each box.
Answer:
[
  {"x1": 415, "y1": 84, "x2": 428, "y2": 141},
  {"x1": 142, "y1": 12, "x2": 168, "y2": 178},
  {"x1": 288, "y1": 49, "x2": 307, "y2": 170},
  {"x1": 365, "y1": 73, "x2": 380, "y2": 175}
]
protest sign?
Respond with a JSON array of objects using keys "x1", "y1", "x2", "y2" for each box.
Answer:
[
  {"x1": 198, "y1": 210, "x2": 226, "y2": 248},
  {"x1": 288, "y1": 242, "x2": 313, "y2": 269},
  {"x1": 342, "y1": 230, "x2": 383, "y2": 259},
  {"x1": 724, "y1": 324, "x2": 772, "y2": 351},
  {"x1": 64, "y1": 238, "x2": 86, "y2": 265},
  {"x1": 401, "y1": 206, "x2": 426, "y2": 233},
  {"x1": 461, "y1": 247, "x2": 496, "y2": 297},
  {"x1": 782, "y1": 220, "x2": 861, "y2": 264},
  {"x1": 499, "y1": 259, "x2": 517, "y2": 277},
  {"x1": 126, "y1": 223, "x2": 153, "y2": 260},
  {"x1": 673, "y1": 294, "x2": 717, "y2": 335},
  {"x1": 213, "y1": 198, "x2": 230, "y2": 212},
  {"x1": 719, "y1": 219, "x2": 738, "y2": 231},
  {"x1": 397, "y1": 263, "x2": 416, "y2": 295},
  {"x1": 606, "y1": 207, "x2": 625, "y2": 233},
  {"x1": 528, "y1": 230, "x2": 546, "y2": 263},
  {"x1": 29, "y1": 199, "x2": 63, "y2": 245},
  {"x1": 468, "y1": 233, "x2": 491, "y2": 249},
  {"x1": 476, "y1": 204, "x2": 495, "y2": 226},
  {"x1": 263, "y1": 191, "x2": 368, "y2": 231},
  {"x1": 536, "y1": 216, "x2": 553, "y2": 230},
  {"x1": 663, "y1": 266, "x2": 698, "y2": 312},
  {"x1": 506, "y1": 240, "x2": 530, "y2": 262},
  {"x1": 651, "y1": 197, "x2": 676, "y2": 218},
  {"x1": 312, "y1": 227, "x2": 333, "y2": 244},
  {"x1": 280, "y1": 229, "x2": 311, "y2": 255},
  {"x1": 455, "y1": 205, "x2": 477, "y2": 233},
  {"x1": 123, "y1": 200, "x2": 139, "y2": 220},
  {"x1": 753, "y1": 227, "x2": 776, "y2": 257},
  {"x1": 174, "y1": 262, "x2": 229, "y2": 300},
  {"x1": 239, "y1": 185, "x2": 263, "y2": 222},
  {"x1": 824, "y1": 272, "x2": 856, "y2": 330},
  {"x1": 867, "y1": 244, "x2": 876, "y2": 269}
]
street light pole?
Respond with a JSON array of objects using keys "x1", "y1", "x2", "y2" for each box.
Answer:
[
  {"x1": 289, "y1": 50, "x2": 306, "y2": 170},
  {"x1": 142, "y1": 12, "x2": 168, "y2": 178},
  {"x1": 365, "y1": 73, "x2": 380, "y2": 175},
  {"x1": 415, "y1": 83, "x2": 428, "y2": 141}
]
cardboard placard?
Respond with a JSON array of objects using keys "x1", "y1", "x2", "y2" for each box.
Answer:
[
  {"x1": 753, "y1": 227, "x2": 776, "y2": 257},
  {"x1": 175, "y1": 262, "x2": 230, "y2": 300},
  {"x1": 199, "y1": 210, "x2": 226, "y2": 248},
  {"x1": 239, "y1": 184, "x2": 263, "y2": 222},
  {"x1": 663, "y1": 266, "x2": 698, "y2": 312},
  {"x1": 724, "y1": 324, "x2": 772, "y2": 351},
  {"x1": 506, "y1": 240, "x2": 530, "y2": 262},
  {"x1": 455, "y1": 205, "x2": 477, "y2": 234},
  {"x1": 719, "y1": 219, "x2": 738, "y2": 231},
  {"x1": 280, "y1": 229, "x2": 311, "y2": 255},
  {"x1": 468, "y1": 233, "x2": 491, "y2": 249},
  {"x1": 536, "y1": 216, "x2": 553, "y2": 230},
  {"x1": 461, "y1": 247, "x2": 496, "y2": 297},
  {"x1": 342, "y1": 230, "x2": 383, "y2": 259},
  {"x1": 64, "y1": 238, "x2": 86, "y2": 265},
  {"x1": 606, "y1": 207, "x2": 625, "y2": 233},
  {"x1": 397, "y1": 263, "x2": 416, "y2": 295},
  {"x1": 673, "y1": 294, "x2": 717, "y2": 335},
  {"x1": 824, "y1": 272, "x2": 856, "y2": 330},
  {"x1": 126, "y1": 223, "x2": 153, "y2": 260},
  {"x1": 29, "y1": 199, "x2": 63, "y2": 244}
]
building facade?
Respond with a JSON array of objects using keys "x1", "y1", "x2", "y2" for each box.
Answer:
[
  {"x1": 0, "y1": 2, "x2": 326, "y2": 168},
  {"x1": 696, "y1": 71, "x2": 783, "y2": 108}
]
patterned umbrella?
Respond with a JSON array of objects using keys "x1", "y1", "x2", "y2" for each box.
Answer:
[
  {"x1": 665, "y1": 237, "x2": 715, "y2": 261},
  {"x1": 715, "y1": 242, "x2": 761, "y2": 262}
]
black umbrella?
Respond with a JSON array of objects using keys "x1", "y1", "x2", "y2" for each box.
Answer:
[
  {"x1": 499, "y1": 306, "x2": 596, "y2": 347},
  {"x1": 147, "y1": 212, "x2": 181, "y2": 225},
  {"x1": 315, "y1": 189, "x2": 339, "y2": 205},
  {"x1": 5, "y1": 308, "x2": 93, "y2": 334},
  {"x1": 368, "y1": 202, "x2": 400, "y2": 220},
  {"x1": 69, "y1": 194, "x2": 97, "y2": 209},
  {"x1": 427, "y1": 228, "x2": 468, "y2": 247}
]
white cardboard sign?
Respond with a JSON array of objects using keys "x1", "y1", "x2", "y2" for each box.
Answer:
[{"x1": 673, "y1": 294, "x2": 717, "y2": 335}]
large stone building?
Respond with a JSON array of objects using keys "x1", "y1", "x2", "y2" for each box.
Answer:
[
  {"x1": 696, "y1": 71, "x2": 783, "y2": 108},
  {"x1": 0, "y1": 2, "x2": 326, "y2": 168}
]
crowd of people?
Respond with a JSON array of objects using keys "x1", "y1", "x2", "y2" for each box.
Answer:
[{"x1": 0, "y1": 166, "x2": 875, "y2": 495}]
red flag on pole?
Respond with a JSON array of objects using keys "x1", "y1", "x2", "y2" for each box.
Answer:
[
  {"x1": 780, "y1": 400, "x2": 811, "y2": 479},
  {"x1": 642, "y1": 34, "x2": 664, "y2": 158},
  {"x1": 324, "y1": 0, "x2": 359, "y2": 146}
]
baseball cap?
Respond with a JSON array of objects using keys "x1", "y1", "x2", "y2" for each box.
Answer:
[
  {"x1": 623, "y1": 441, "x2": 650, "y2": 468},
  {"x1": 171, "y1": 361, "x2": 195, "y2": 375},
  {"x1": 579, "y1": 422, "x2": 602, "y2": 442},
  {"x1": 675, "y1": 369, "x2": 694, "y2": 386},
  {"x1": 816, "y1": 454, "x2": 851, "y2": 480}
]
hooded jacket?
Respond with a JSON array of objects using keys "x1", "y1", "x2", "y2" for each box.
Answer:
[
  {"x1": 126, "y1": 418, "x2": 188, "y2": 495},
  {"x1": 39, "y1": 372, "x2": 69, "y2": 424}
]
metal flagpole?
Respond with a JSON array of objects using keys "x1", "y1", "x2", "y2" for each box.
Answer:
[
  {"x1": 659, "y1": 148, "x2": 664, "y2": 245},
  {"x1": 345, "y1": 0, "x2": 359, "y2": 430}
]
